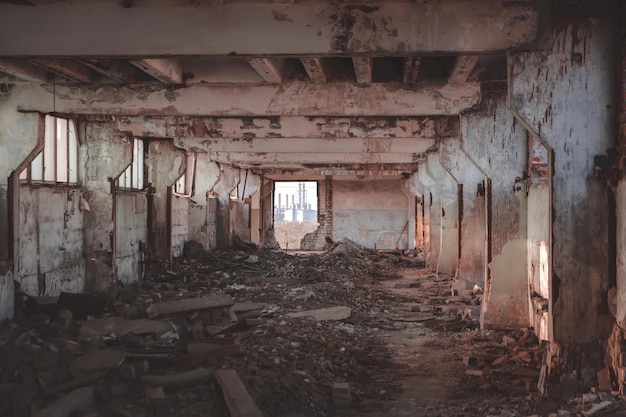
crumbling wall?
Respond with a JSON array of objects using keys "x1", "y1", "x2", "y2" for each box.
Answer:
[
  {"x1": 332, "y1": 179, "x2": 409, "y2": 250},
  {"x1": 511, "y1": 19, "x2": 615, "y2": 343},
  {"x1": 83, "y1": 121, "x2": 132, "y2": 291},
  {"x1": 188, "y1": 156, "x2": 220, "y2": 250},
  {"x1": 171, "y1": 196, "x2": 189, "y2": 258},
  {"x1": 461, "y1": 96, "x2": 528, "y2": 329},
  {"x1": 17, "y1": 187, "x2": 86, "y2": 295}
]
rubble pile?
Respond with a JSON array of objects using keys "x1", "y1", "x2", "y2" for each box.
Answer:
[{"x1": 2, "y1": 240, "x2": 626, "y2": 417}]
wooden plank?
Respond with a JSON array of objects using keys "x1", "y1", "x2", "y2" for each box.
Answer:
[
  {"x1": 79, "y1": 317, "x2": 174, "y2": 336},
  {"x1": 146, "y1": 294, "x2": 234, "y2": 318},
  {"x1": 216, "y1": 369, "x2": 264, "y2": 417},
  {"x1": 287, "y1": 306, "x2": 351, "y2": 321}
]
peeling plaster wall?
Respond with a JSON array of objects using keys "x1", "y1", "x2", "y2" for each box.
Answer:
[
  {"x1": 115, "y1": 192, "x2": 147, "y2": 284},
  {"x1": 332, "y1": 179, "x2": 408, "y2": 250},
  {"x1": 301, "y1": 178, "x2": 332, "y2": 250},
  {"x1": 0, "y1": 105, "x2": 39, "y2": 319},
  {"x1": 461, "y1": 96, "x2": 528, "y2": 329},
  {"x1": 171, "y1": 196, "x2": 189, "y2": 258},
  {"x1": 83, "y1": 122, "x2": 132, "y2": 292},
  {"x1": 17, "y1": 187, "x2": 85, "y2": 296},
  {"x1": 511, "y1": 19, "x2": 616, "y2": 343}
]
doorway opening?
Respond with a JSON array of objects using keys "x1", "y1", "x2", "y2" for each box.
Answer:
[{"x1": 274, "y1": 181, "x2": 318, "y2": 250}]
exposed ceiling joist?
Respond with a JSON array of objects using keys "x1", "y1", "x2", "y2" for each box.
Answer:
[
  {"x1": 448, "y1": 55, "x2": 480, "y2": 85},
  {"x1": 403, "y1": 57, "x2": 421, "y2": 84},
  {"x1": 78, "y1": 59, "x2": 137, "y2": 83},
  {"x1": 0, "y1": 59, "x2": 49, "y2": 83},
  {"x1": 352, "y1": 57, "x2": 372, "y2": 84},
  {"x1": 247, "y1": 58, "x2": 283, "y2": 83},
  {"x1": 300, "y1": 58, "x2": 327, "y2": 83},
  {"x1": 130, "y1": 59, "x2": 183, "y2": 84},
  {"x1": 30, "y1": 59, "x2": 93, "y2": 83}
]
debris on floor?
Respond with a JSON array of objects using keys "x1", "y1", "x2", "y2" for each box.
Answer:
[{"x1": 0, "y1": 239, "x2": 624, "y2": 417}]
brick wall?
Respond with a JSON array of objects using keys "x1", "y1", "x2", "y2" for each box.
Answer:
[{"x1": 300, "y1": 176, "x2": 333, "y2": 250}]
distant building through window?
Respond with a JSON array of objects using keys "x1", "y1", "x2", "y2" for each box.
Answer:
[{"x1": 274, "y1": 181, "x2": 318, "y2": 250}]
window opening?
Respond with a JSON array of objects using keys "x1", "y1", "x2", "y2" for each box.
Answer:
[
  {"x1": 116, "y1": 138, "x2": 145, "y2": 190},
  {"x1": 174, "y1": 152, "x2": 196, "y2": 197},
  {"x1": 20, "y1": 115, "x2": 79, "y2": 184}
]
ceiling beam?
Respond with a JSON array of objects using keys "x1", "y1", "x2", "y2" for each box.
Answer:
[
  {"x1": 30, "y1": 59, "x2": 94, "y2": 83},
  {"x1": 0, "y1": 2, "x2": 537, "y2": 56},
  {"x1": 300, "y1": 58, "x2": 326, "y2": 83},
  {"x1": 247, "y1": 58, "x2": 283, "y2": 83},
  {"x1": 130, "y1": 59, "x2": 183, "y2": 84},
  {"x1": 15, "y1": 81, "x2": 481, "y2": 116},
  {"x1": 115, "y1": 115, "x2": 455, "y2": 140},
  {"x1": 0, "y1": 59, "x2": 49, "y2": 83},
  {"x1": 205, "y1": 152, "x2": 422, "y2": 165},
  {"x1": 403, "y1": 57, "x2": 422, "y2": 84},
  {"x1": 174, "y1": 137, "x2": 436, "y2": 155},
  {"x1": 352, "y1": 58, "x2": 372, "y2": 84},
  {"x1": 78, "y1": 59, "x2": 137, "y2": 83},
  {"x1": 448, "y1": 55, "x2": 480, "y2": 85}
]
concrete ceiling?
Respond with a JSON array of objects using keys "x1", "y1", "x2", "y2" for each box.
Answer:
[{"x1": 0, "y1": 0, "x2": 536, "y2": 175}]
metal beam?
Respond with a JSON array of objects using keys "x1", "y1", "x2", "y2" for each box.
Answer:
[
  {"x1": 403, "y1": 57, "x2": 421, "y2": 84},
  {"x1": 16, "y1": 82, "x2": 480, "y2": 116},
  {"x1": 30, "y1": 59, "x2": 94, "y2": 83},
  {"x1": 78, "y1": 59, "x2": 137, "y2": 83},
  {"x1": 0, "y1": 2, "x2": 537, "y2": 56},
  {"x1": 174, "y1": 137, "x2": 436, "y2": 155},
  {"x1": 130, "y1": 59, "x2": 183, "y2": 84},
  {"x1": 448, "y1": 55, "x2": 480, "y2": 85},
  {"x1": 353, "y1": 57, "x2": 372, "y2": 84},
  {"x1": 0, "y1": 59, "x2": 49, "y2": 83},
  {"x1": 247, "y1": 58, "x2": 283, "y2": 83},
  {"x1": 300, "y1": 58, "x2": 326, "y2": 83}
]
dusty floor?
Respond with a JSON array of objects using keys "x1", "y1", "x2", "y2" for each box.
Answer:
[{"x1": 1, "y1": 241, "x2": 625, "y2": 417}]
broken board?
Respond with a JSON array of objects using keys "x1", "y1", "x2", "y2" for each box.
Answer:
[
  {"x1": 216, "y1": 369, "x2": 264, "y2": 417},
  {"x1": 146, "y1": 294, "x2": 234, "y2": 318}
]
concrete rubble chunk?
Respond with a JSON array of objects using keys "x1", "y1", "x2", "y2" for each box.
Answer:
[
  {"x1": 216, "y1": 369, "x2": 264, "y2": 417},
  {"x1": 79, "y1": 317, "x2": 174, "y2": 337},
  {"x1": 141, "y1": 368, "x2": 214, "y2": 389},
  {"x1": 287, "y1": 306, "x2": 352, "y2": 322},
  {"x1": 146, "y1": 294, "x2": 235, "y2": 318},
  {"x1": 31, "y1": 386, "x2": 95, "y2": 417}
]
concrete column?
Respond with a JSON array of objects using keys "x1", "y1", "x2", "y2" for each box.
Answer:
[
  {"x1": 147, "y1": 140, "x2": 186, "y2": 261},
  {"x1": 461, "y1": 96, "x2": 528, "y2": 329},
  {"x1": 83, "y1": 121, "x2": 132, "y2": 291},
  {"x1": 416, "y1": 166, "x2": 441, "y2": 270},
  {"x1": 209, "y1": 164, "x2": 240, "y2": 249},
  {"x1": 0, "y1": 100, "x2": 40, "y2": 320},
  {"x1": 400, "y1": 180, "x2": 416, "y2": 250},
  {"x1": 426, "y1": 153, "x2": 459, "y2": 277},
  {"x1": 440, "y1": 138, "x2": 488, "y2": 290},
  {"x1": 187, "y1": 154, "x2": 220, "y2": 250},
  {"x1": 511, "y1": 19, "x2": 615, "y2": 343},
  {"x1": 229, "y1": 170, "x2": 261, "y2": 243},
  {"x1": 408, "y1": 176, "x2": 429, "y2": 252}
]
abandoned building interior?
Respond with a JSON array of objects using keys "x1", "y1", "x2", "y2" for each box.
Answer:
[{"x1": 1, "y1": 0, "x2": 626, "y2": 415}]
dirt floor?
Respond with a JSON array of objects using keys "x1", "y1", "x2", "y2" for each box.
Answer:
[{"x1": 2, "y1": 240, "x2": 626, "y2": 417}]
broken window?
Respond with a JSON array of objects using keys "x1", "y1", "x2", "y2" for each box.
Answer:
[
  {"x1": 116, "y1": 138, "x2": 145, "y2": 190},
  {"x1": 173, "y1": 152, "x2": 196, "y2": 197},
  {"x1": 19, "y1": 115, "x2": 79, "y2": 184},
  {"x1": 273, "y1": 181, "x2": 318, "y2": 250}
]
